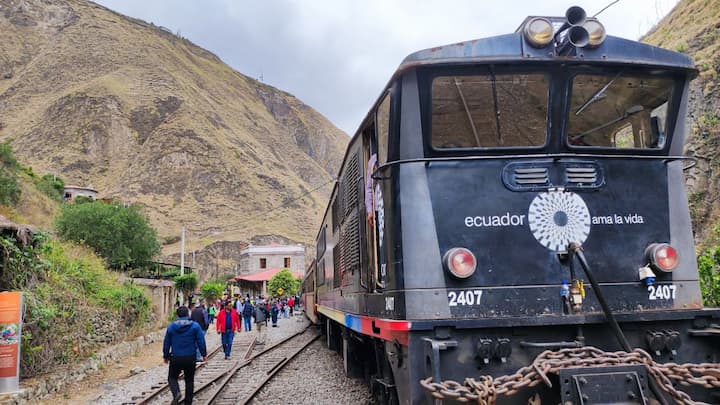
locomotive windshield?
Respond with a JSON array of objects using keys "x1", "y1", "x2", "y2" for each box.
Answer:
[
  {"x1": 567, "y1": 72, "x2": 674, "y2": 149},
  {"x1": 431, "y1": 72, "x2": 548, "y2": 148}
]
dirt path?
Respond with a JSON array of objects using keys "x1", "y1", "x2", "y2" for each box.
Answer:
[{"x1": 37, "y1": 339, "x2": 166, "y2": 404}]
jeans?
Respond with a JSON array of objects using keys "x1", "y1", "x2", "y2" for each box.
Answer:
[
  {"x1": 221, "y1": 331, "x2": 235, "y2": 358},
  {"x1": 243, "y1": 315, "x2": 252, "y2": 331},
  {"x1": 168, "y1": 355, "x2": 195, "y2": 404}
]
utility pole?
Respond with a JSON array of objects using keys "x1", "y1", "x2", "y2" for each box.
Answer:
[{"x1": 180, "y1": 226, "x2": 186, "y2": 276}]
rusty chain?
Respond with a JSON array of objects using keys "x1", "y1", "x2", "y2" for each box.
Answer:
[{"x1": 419, "y1": 346, "x2": 720, "y2": 404}]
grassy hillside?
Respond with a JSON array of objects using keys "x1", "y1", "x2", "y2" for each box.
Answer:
[
  {"x1": 643, "y1": 0, "x2": 720, "y2": 248},
  {"x1": 0, "y1": 0, "x2": 348, "y2": 263}
]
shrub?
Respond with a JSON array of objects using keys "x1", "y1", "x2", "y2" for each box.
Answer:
[
  {"x1": 0, "y1": 142, "x2": 18, "y2": 169},
  {"x1": 698, "y1": 247, "x2": 720, "y2": 307},
  {"x1": 55, "y1": 201, "x2": 160, "y2": 270},
  {"x1": 200, "y1": 281, "x2": 225, "y2": 302},
  {"x1": 36, "y1": 174, "x2": 65, "y2": 201},
  {"x1": 0, "y1": 236, "x2": 150, "y2": 376}
]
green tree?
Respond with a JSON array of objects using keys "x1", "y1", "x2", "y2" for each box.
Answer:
[
  {"x1": 0, "y1": 171, "x2": 20, "y2": 206},
  {"x1": 0, "y1": 143, "x2": 20, "y2": 205},
  {"x1": 267, "y1": 269, "x2": 300, "y2": 297},
  {"x1": 200, "y1": 280, "x2": 225, "y2": 302},
  {"x1": 175, "y1": 273, "x2": 198, "y2": 303},
  {"x1": 55, "y1": 201, "x2": 160, "y2": 270}
]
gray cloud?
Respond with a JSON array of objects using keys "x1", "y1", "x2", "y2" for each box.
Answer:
[{"x1": 94, "y1": 0, "x2": 679, "y2": 135}]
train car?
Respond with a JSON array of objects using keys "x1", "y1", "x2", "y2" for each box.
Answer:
[
  {"x1": 302, "y1": 259, "x2": 318, "y2": 324},
  {"x1": 311, "y1": 7, "x2": 720, "y2": 404}
]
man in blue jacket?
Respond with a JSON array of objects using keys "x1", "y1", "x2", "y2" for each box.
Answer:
[{"x1": 163, "y1": 306, "x2": 207, "y2": 405}]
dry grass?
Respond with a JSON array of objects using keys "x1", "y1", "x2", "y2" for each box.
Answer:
[{"x1": 0, "y1": 0, "x2": 348, "y2": 262}]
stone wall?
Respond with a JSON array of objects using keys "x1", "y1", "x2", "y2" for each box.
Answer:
[{"x1": 0, "y1": 328, "x2": 166, "y2": 404}]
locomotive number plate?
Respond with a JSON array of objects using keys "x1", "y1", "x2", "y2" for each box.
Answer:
[
  {"x1": 448, "y1": 290, "x2": 483, "y2": 306},
  {"x1": 648, "y1": 284, "x2": 676, "y2": 300}
]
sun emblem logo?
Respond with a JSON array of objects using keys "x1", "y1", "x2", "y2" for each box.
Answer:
[{"x1": 528, "y1": 190, "x2": 591, "y2": 253}]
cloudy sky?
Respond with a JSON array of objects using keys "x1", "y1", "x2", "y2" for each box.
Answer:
[{"x1": 94, "y1": 0, "x2": 680, "y2": 136}]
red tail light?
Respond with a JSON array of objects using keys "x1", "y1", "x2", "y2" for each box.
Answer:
[
  {"x1": 647, "y1": 243, "x2": 679, "y2": 272},
  {"x1": 443, "y1": 248, "x2": 477, "y2": 279}
]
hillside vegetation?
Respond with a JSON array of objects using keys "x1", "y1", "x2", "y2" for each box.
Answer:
[
  {"x1": 0, "y1": 146, "x2": 150, "y2": 377},
  {"x1": 643, "y1": 0, "x2": 720, "y2": 247},
  {"x1": 0, "y1": 0, "x2": 348, "y2": 265}
]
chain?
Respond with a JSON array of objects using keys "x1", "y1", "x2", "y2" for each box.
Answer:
[{"x1": 419, "y1": 346, "x2": 720, "y2": 404}]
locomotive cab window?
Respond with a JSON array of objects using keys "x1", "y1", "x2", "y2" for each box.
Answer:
[
  {"x1": 431, "y1": 72, "x2": 549, "y2": 149},
  {"x1": 567, "y1": 73, "x2": 674, "y2": 149}
]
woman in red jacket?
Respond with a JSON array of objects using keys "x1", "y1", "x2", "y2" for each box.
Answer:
[{"x1": 216, "y1": 301, "x2": 241, "y2": 359}]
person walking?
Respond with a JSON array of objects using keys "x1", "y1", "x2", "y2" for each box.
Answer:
[
  {"x1": 190, "y1": 300, "x2": 209, "y2": 362},
  {"x1": 242, "y1": 299, "x2": 254, "y2": 332},
  {"x1": 270, "y1": 299, "x2": 279, "y2": 327},
  {"x1": 163, "y1": 306, "x2": 207, "y2": 405},
  {"x1": 216, "y1": 301, "x2": 241, "y2": 359},
  {"x1": 288, "y1": 296, "x2": 294, "y2": 316},
  {"x1": 207, "y1": 302, "x2": 216, "y2": 324},
  {"x1": 254, "y1": 299, "x2": 268, "y2": 344}
]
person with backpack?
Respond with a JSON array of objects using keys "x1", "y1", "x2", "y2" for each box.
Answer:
[
  {"x1": 242, "y1": 299, "x2": 254, "y2": 332},
  {"x1": 163, "y1": 306, "x2": 207, "y2": 405},
  {"x1": 254, "y1": 298, "x2": 268, "y2": 344},
  {"x1": 190, "y1": 300, "x2": 209, "y2": 362}
]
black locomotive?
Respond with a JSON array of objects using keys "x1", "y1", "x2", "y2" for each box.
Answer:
[{"x1": 303, "y1": 6, "x2": 720, "y2": 404}]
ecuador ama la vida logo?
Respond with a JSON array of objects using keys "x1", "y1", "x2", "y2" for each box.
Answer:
[
  {"x1": 528, "y1": 191, "x2": 591, "y2": 253},
  {"x1": 464, "y1": 190, "x2": 593, "y2": 254}
]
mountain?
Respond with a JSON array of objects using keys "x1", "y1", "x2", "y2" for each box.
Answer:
[
  {"x1": 642, "y1": 0, "x2": 720, "y2": 248},
  {"x1": 0, "y1": 0, "x2": 349, "y2": 264}
]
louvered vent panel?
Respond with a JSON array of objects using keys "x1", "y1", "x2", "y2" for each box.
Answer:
[
  {"x1": 343, "y1": 153, "x2": 360, "y2": 218},
  {"x1": 341, "y1": 212, "x2": 360, "y2": 276},
  {"x1": 513, "y1": 167, "x2": 549, "y2": 185},
  {"x1": 566, "y1": 167, "x2": 597, "y2": 184},
  {"x1": 333, "y1": 243, "x2": 342, "y2": 288}
]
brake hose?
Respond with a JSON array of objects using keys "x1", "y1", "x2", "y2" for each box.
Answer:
[{"x1": 568, "y1": 243, "x2": 669, "y2": 405}]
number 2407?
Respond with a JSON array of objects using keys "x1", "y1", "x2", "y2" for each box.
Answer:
[{"x1": 448, "y1": 290, "x2": 483, "y2": 306}]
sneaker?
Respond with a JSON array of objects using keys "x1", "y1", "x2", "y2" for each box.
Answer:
[
  {"x1": 224, "y1": 356, "x2": 229, "y2": 360},
  {"x1": 170, "y1": 396, "x2": 180, "y2": 405}
]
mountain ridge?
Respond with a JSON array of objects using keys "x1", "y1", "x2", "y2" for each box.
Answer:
[{"x1": 0, "y1": 0, "x2": 349, "y2": 268}]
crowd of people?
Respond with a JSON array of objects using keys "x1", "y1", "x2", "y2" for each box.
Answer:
[{"x1": 163, "y1": 294, "x2": 301, "y2": 404}]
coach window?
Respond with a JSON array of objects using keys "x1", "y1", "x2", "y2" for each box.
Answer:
[
  {"x1": 431, "y1": 72, "x2": 548, "y2": 149},
  {"x1": 317, "y1": 258, "x2": 326, "y2": 286},
  {"x1": 377, "y1": 93, "x2": 391, "y2": 164},
  {"x1": 567, "y1": 72, "x2": 674, "y2": 149}
]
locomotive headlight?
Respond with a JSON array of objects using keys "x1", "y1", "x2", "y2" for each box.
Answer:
[
  {"x1": 583, "y1": 19, "x2": 607, "y2": 47},
  {"x1": 443, "y1": 248, "x2": 477, "y2": 279},
  {"x1": 646, "y1": 243, "x2": 679, "y2": 272},
  {"x1": 523, "y1": 17, "x2": 554, "y2": 48}
]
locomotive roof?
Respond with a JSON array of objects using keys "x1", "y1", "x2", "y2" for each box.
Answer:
[{"x1": 399, "y1": 30, "x2": 695, "y2": 72}]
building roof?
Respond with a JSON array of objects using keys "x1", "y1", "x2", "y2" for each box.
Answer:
[
  {"x1": 64, "y1": 185, "x2": 98, "y2": 192},
  {"x1": 240, "y1": 244, "x2": 305, "y2": 256},
  {"x1": 232, "y1": 268, "x2": 302, "y2": 282}
]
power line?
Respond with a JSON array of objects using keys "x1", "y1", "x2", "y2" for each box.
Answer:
[{"x1": 593, "y1": 0, "x2": 621, "y2": 17}]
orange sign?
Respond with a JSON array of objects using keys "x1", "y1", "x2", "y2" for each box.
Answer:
[{"x1": 0, "y1": 292, "x2": 22, "y2": 381}]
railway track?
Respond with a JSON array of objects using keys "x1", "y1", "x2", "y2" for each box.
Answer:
[
  {"x1": 196, "y1": 326, "x2": 319, "y2": 405},
  {"x1": 131, "y1": 326, "x2": 318, "y2": 405}
]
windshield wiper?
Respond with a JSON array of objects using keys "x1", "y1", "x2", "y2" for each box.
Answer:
[
  {"x1": 574, "y1": 71, "x2": 623, "y2": 116},
  {"x1": 570, "y1": 105, "x2": 644, "y2": 141},
  {"x1": 454, "y1": 77, "x2": 482, "y2": 147}
]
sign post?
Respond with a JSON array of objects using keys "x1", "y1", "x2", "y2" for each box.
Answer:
[{"x1": 0, "y1": 292, "x2": 22, "y2": 394}]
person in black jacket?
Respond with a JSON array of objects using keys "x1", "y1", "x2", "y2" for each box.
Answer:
[
  {"x1": 190, "y1": 301, "x2": 208, "y2": 362},
  {"x1": 242, "y1": 299, "x2": 254, "y2": 332}
]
